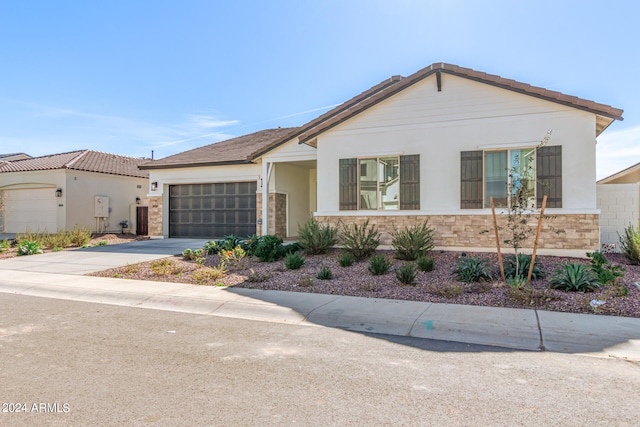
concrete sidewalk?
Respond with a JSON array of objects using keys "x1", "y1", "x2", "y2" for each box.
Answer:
[{"x1": 1, "y1": 268, "x2": 639, "y2": 360}]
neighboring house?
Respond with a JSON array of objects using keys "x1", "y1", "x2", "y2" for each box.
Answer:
[
  {"x1": 0, "y1": 150, "x2": 149, "y2": 234},
  {"x1": 0, "y1": 153, "x2": 32, "y2": 162},
  {"x1": 597, "y1": 162, "x2": 640, "y2": 249},
  {"x1": 141, "y1": 62, "x2": 623, "y2": 255}
]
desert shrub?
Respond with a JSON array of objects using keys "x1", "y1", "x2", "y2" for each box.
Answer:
[
  {"x1": 245, "y1": 268, "x2": 272, "y2": 282},
  {"x1": 298, "y1": 217, "x2": 338, "y2": 255},
  {"x1": 416, "y1": 256, "x2": 435, "y2": 272},
  {"x1": 368, "y1": 255, "x2": 392, "y2": 275},
  {"x1": 504, "y1": 254, "x2": 544, "y2": 280},
  {"x1": 297, "y1": 276, "x2": 313, "y2": 287},
  {"x1": 428, "y1": 283, "x2": 464, "y2": 298},
  {"x1": 453, "y1": 257, "x2": 493, "y2": 283},
  {"x1": 619, "y1": 222, "x2": 640, "y2": 265},
  {"x1": 96, "y1": 240, "x2": 108, "y2": 246},
  {"x1": 68, "y1": 226, "x2": 92, "y2": 247},
  {"x1": 284, "y1": 252, "x2": 305, "y2": 270},
  {"x1": 391, "y1": 220, "x2": 434, "y2": 260},
  {"x1": 396, "y1": 263, "x2": 417, "y2": 285},
  {"x1": 254, "y1": 235, "x2": 288, "y2": 262},
  {"x1": 340, "y1": 220, "x2": 380, "y2": 260},
  {"x1": 587, "y1": 252, "x2": 625, "y2": 285},
  {"x1": 220, "y1": 246, "x2": 247, "y2": 269},
  {"x1": 204, "y1": 241, "x2": 221, "y2": 255},
  {"x1": 150, "y1": 259, "x2": 183, "y2": 276},
  {"x1": 17, "y1": 240, "x2": 43, "y2": 256},
  {"x1": 0, "y1": 239, "x2": 10, "y2": 252},
  {"x1": 192, "y1": 265, "x2": 227, "y2": 284},
  {"x1": 16, "y1": 229, "x2": 49, "y2": 245},
  {"x1": 338, "y1": 252, "x2": 354, "y2": 267},
  {"x1": 240, "y1": 235, "x2": 260, "y2": 256},
  {"x1": 549, "y1": 263, "x2": 601, "y2": 292},
  {"x1": 316, "y1": 266, "x2": 333, "y2": 280},
  {"x1": 42, "y1": 233, "x2": 72, "y2": 249},
  {"x1": 182, "y1": 248, "x2": 205, "y2": 261}
]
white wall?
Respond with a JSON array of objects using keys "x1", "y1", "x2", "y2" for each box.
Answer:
[
  {"x1": 65, "y1": 170, "x2": 148, "y2": 233},
  {"x1": 316, "y1": 73, "x2": 598, "y2": 214},
  {"x1": 0, "y1": 170, "x2": 66, "y2": 232},
  {"x1": 597, "y1": 183, "x2": 640, "y2": 247}
]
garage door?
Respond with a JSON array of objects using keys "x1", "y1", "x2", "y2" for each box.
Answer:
[
  {"x1": 169, "y1": 182, "x2": 257, "y2": 238},
  {"x1": 4, "y1": 188, "x2": 58, "y2": 233}
]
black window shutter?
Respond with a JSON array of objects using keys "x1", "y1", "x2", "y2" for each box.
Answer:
[
  {"x1": 339, "y1": 158, "x2": 358, "y2": 210},
  {"x1": 400, "y1": 155, "x2": 420, "y2": 210},
  {"x1": 460, "y1": 151, "x2": 483, "y2": 208},
  {"x1": 536, "y1": 145, "x2": 562, "y2": 208}
]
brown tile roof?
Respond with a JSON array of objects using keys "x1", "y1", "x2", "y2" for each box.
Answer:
[
  {"x1": 0, "y1": 150, "x2": 149, "y2": 178},
  {"x1": 141, "y1": 62, "x2": 624, "y2": 169},
  {"x1": 297, "y1": 62, "x2": 624, "y2": 144},
  {"x1": 139, "y1": 127, "x2": 300, "y2": 169}
]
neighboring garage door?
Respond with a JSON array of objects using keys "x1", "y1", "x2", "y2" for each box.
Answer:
[
  {"x1": 169, "y1": 182, "x2": 257, "y2": 238},
  {"x1": 4, "y1": 188, "x2": 58, "y2": 233}
]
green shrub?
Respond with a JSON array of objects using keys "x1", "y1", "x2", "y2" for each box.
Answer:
[
  {"x1": 453, "y1": 257, "x2": 493, "y2": 283},
  {"x1": 284, "y1": 252, "x2": 305, "y2": 270},
  {"x1": 298, "y1": 217, "x2": 338, "y2": 255},
  {"x1": 220, "y1": 246, "x2": 247, "y2": 270},
  {"x1": 549, "y1": 263, "x2": 601, "y2": 292},
  {"x1": 338, "y1": 252, "x2": 354, "y2": 267},
  {"x1": 619, "y1": 222, "x2": 640, "y2": 265},
  {"x1": 368, "y1": 255, "x2": 392, "y2": 275},
  {"x1": 416, "y1": 256, "x2": 435, "y2": 272},
  {"x1": 396, "y1": 263, "x2": 417, "y2": 285},
  {"x1": 240, "y1": 234, "x2": 260, "y2": 256},
  {"x1": 587, "y1": 252, "x2": 625, "y2": 285},
  {"x1": 340, "y1": 219, "x2": 380, "y2": 260},
  {"x1": 96, "y1": 240, "x2": 108, "y2": 246},
  {"x1": 391, "y1": 220, "x2": 434, "y2": 260},
  {"x1": 317, "y1": 266, "x2": 333, "y2": 280},
  {"x1": 504, "y1": 254, "x2": 544, "y2": 280},
  {"x1": 42, "y1": 232, "x2": 71, "y2": 249},
  {"x1": 0, "y1": 239, "x2": 10, "y2": 252},
  {"x1": 204, "y1": 241, "x2": 221, "y2": 255},
  {"x1": 254, "y1": 235, "x2": 285, "y2": 262},
  {"x1": 17, "y1": 240, "x2": 43, "y2": 256},
  {"x1": 182, "y1": 248, "x2": 205, "y2": 261}
]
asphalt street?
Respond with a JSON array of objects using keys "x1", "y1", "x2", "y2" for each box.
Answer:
[{"x1": 1, "y1": 294, "x2": 639, "y2": 426}]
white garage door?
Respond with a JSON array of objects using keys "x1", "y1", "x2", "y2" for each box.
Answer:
[{"x1": 4, "y1": 188, "x2": 58, "y2": 233}]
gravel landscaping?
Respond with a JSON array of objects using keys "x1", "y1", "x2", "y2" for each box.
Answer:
[{"x1": 88, "y1": 248, "x2": 640, "y2": 318}]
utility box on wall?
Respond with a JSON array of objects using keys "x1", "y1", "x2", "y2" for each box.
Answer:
[{"x1": 94, "y1": 196, "x2": 109, "y2": 218}]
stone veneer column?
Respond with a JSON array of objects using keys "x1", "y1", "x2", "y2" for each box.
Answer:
[
  {"x1": 148, "y1": 195, "x2": 163, "y2": 237},
  {"x1": 256, "y1": 192, "x2": 287, "y2": 237}
]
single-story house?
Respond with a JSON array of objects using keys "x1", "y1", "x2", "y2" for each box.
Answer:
[
  {"x1": 597, "y1": 162, "x2": 640, "y2": 249},
  {"x1": 0, "y1": 150, "x2": 149, "y2": 234},
  {"x1": 140, "y1": 62, "x2": 623, "y2": 256},
  {"x1": 0, "y1": 153, "x2": 32, "y2": 162}
]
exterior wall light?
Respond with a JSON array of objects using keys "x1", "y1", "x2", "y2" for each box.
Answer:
[
  {"x1": 135, "y1": 197, "x2": 141, "y2": 205},
  {"x1": 55, "y1": 188, "x2": 62, "y2": 197},
  {"x1": 151, "y1": 182, "x2": 158, "y2": 191}
]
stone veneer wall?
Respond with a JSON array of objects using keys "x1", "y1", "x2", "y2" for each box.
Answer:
[
  {"x1": 256, "y1": 192, "x2": 287, "y2": 237},
  {"x1": 315, "y1": 214, "x2": 600, "y2": 251},
  {"x1": 148, "y1": 195, "x2": 163, "y2": 237}
]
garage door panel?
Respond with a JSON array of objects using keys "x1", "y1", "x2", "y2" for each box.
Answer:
[
  {"x1": 169, "y1": 182, "x2": 257, "y2": 238},
  {"x1": 4, "y1": 188, "x2": 57, "y2": 233}
]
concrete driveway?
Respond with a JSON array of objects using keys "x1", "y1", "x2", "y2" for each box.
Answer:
[{"x1": 0, "y1": 238, "x2": 209, "y2": 275}]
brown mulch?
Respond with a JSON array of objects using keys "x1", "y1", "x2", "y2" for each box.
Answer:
[{"x1": 87, "y1": 248, "x2": 640, "y2": 319}]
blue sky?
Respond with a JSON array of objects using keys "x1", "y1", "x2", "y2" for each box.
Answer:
[{"x1": 1, "y1": 0, "x2": 638, "y2": 179}]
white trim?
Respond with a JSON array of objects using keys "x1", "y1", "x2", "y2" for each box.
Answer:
[
  {"x1": 478, "y1": 141, "x2": 540, "y2": 150},
  {"x1": 262, "y1": 153, "x2": 317, "y2": 163}
]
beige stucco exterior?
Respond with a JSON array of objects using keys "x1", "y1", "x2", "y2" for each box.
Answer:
[{"x1": 0, "y1": 169, "x2": 148, "y2": 234}]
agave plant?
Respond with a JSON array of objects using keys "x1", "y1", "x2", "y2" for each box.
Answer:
[{"x1": 549, "y1": 263, "x2": 601, "y2": 292}]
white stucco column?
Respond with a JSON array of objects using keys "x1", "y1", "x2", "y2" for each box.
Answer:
[{"x1": 261, "y1": 161, "x2": 273, "y2": 235}]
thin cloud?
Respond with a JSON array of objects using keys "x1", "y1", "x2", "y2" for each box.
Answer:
[{"x1": 596, "y1": 126, "x2": 640, "y2": 180}]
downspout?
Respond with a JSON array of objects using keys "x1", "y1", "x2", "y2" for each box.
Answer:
[{"x1": 261, "y1": 162, "x2": 274, "y2": 235}]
